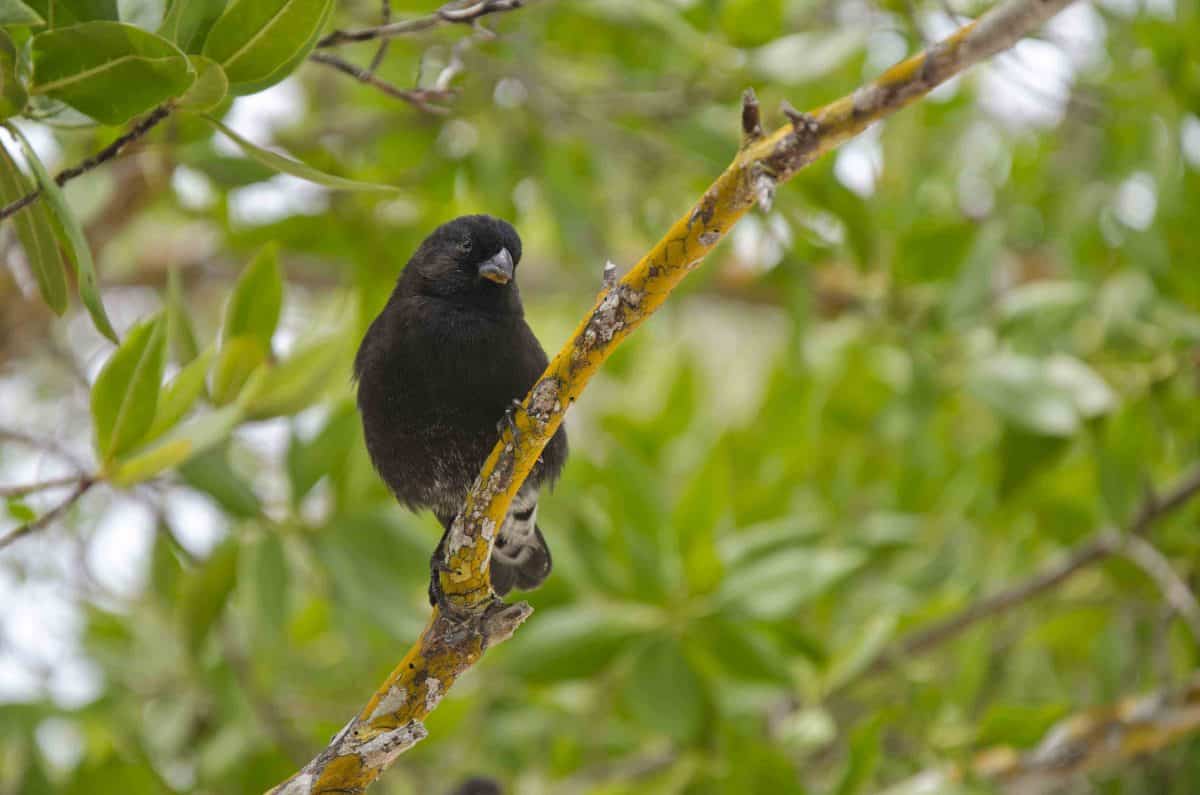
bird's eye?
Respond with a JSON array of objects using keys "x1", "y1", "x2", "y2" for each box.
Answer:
[{"x1": 459, "y1": 239, "x2": 473, "y2": 253}]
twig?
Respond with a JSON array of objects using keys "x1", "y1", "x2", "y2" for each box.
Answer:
[
  {"x1": 0, "y1": 105, "x2": 171, "y2": 222},
  {"x1": 0, "y1": 474, "x2": 87, "y2": 499},
  {"x1": 269, "y1": 2, "x2": 1081, "y2": 792},
  {"x1": 0, "y1": 426, "x2": 89, "y2": 471},
  {"x1": 308, "y1": 52, "x2": 456, "y2": 114},
  {"x1": 0, "y1": 476, "x2": 95, "y2": 551},
  {"x1": 840, "y1": 464, "x2": 1200, "y2": 690},
  {"x1": 366, "y1": 0, "x2": 393, "y2": 75},
  {"x1": 875, "y1": 672, "x2": 1200, "y2": 795},
  {"x1": 316, "y1": 0, "x2": 525, "y2": 48},
  {"x1": 1121, "y1": 535, "x2": 1200, "y2": 643}
]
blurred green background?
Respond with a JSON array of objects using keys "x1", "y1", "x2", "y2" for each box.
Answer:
[{"x1": 2, "y1": 0, "x2": 1200, "y2": 793}]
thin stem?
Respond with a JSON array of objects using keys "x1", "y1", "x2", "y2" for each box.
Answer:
[
  {"x1": 0, "y1": 105, "x2": 171, "y2": 222},
  {"x1": 0, "y1": 477, "x2": 96, "y2": 551},
  {"x1": 840, "y1": 464, "x2": 1200, "y2": 690},
  {"x1": 316, "y1": 0, "x2": 525, "y2": 49},
  {"x1": 309, "y1": 52, "x2": 455, "y2": 114},
  {"x1": 0, "y1": 474, "x2": 88, "y2": 499}
]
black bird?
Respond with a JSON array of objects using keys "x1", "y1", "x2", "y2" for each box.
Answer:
[{"x1": 354, "y1": 215, "x2": 568, "y2": 601}]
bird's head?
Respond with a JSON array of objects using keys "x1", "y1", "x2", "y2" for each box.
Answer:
[{"x1": 402, "y1": 214, "x2": 524, "y2": 308}]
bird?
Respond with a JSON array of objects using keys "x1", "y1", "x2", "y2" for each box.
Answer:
[{"x1": 354, "y1": 214, "x2": 568, "y2": 605}]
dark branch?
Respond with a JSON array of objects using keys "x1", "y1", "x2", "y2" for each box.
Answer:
[
  {"x1": 316, "y1": 0, "x2": 525, "y2": 48},
  {"x1": 0, "y1": 477, "x2": 95, "y2": 551},
  {"x1": 0, "y1": 474, "x2": 88, "y2": 499},
  {"x1": 837, "y1": 463, "x2": 1200, "y2": 691},
  {"x1": 309, "y1": 52, "x2": 456, "y2": 114},
  {"x1": 0, "y1": 105, "x2": 171, "y2": 222}
]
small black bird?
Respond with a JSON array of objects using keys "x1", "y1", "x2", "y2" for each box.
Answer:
[{"x1": 354, "y1": 215, "x2": 568, "y2": 601}]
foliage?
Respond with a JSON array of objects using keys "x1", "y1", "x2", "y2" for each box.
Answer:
[{"x1": 1, "y1": 1, "x2": 1199, "y2": 794}]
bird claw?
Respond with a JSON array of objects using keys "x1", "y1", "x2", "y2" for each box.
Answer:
[
  {"x1": 496, "y1": 398, "x2": 524, "y2": 447},
  {"x1": 427, "y1": 552, "x2": 471, "y2": 621}
]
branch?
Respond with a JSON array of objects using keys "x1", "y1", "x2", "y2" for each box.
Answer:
[
  {"x1": 838, "y1": 464, "x2": 1200, "y2": 691},
  {"x1": 0, "y1": 474, "x2": 87, "y2": 499},
  {"x1": 0, "y1": 476, "x2": 95, "y2": 551},
  {"x1": 0, "y1": 104, "x2": 170, "y2": 222},
  {"x1": 0, "y1": 426, "x2": 89, "y2": 471},
  {"x1": 269, "y1": 1, "x2": 1079, "y2": 791},
  {"x1": 875, "y1": 672, "x2": 1200, "y2": 795},
  {"x1": 316, "y1": 0, "x2": 525, "y2": 48},
  {"x1": 308, "y1": 53, "x2": 456, "y2": 114},
  {"x1": 1121, "y1": 535, "x2": 1200, "y2": 643}
]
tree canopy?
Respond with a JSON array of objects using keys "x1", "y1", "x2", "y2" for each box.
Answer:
[{"x1": 1, "y1": 1, "x2": 1199, "y2": 793}]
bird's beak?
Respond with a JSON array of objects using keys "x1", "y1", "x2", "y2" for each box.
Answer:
[{"x1": 478, "y1": 247, "x2": 514, "y2": 285}]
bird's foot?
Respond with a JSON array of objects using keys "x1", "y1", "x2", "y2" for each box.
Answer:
[
  {"x1": 427, "y1": 553, "x2": 473, "y2": 622},
  {"x1": 496, "y1": 398, "x2": 525, "y2": 447}
]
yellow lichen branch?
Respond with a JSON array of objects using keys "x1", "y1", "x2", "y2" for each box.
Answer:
[
  {"x1": 876, "y1": 672, "x2": 1200, "y2": 795},
  {"x1": 268, "y1": 1, "x2": 1079, "y2": 791}
]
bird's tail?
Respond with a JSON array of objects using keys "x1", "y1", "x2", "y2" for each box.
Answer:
[{"x1": 490, "y1": 490, "x2": 552, "y2": 595}]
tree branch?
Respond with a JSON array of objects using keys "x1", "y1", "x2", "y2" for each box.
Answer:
[
  {"x1": 838, "y1": 464, "x2": 1200, "y2": 691},
  {"x1": 875, "y1": 672, "x2": 1200, "y2": 795},
  {"x1": 1121, "y1": 534, "x2": 1200, "y2": 643},
  {"x1": 0, "y1": 105, "x2": 170, "y2": 222},
  {"x1": 0, "y1": 476, "x2": 95, "y2": 551},
  {"x1": 0, "y1": 474, "x2": 87, "y2": 499},
  {"x1": 308, "y1": 53, "x2": 456, "y2": 114},
  {"x1": 268, "y1": 1, "x2": 1080, "y2": 791},
  {"x1": 316, "y1": 0, "x2": 525, "y2": 48}
]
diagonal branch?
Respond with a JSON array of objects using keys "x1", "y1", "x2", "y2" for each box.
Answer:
[
  {"x1": 268, "y1": 1, "x2": 1081, "y2": 792},
  {"x1": 836, "y1": 464, "x2": 1200, "y2": 691},
  {"x1": 316, "y1": 0, "x2": 525, "y2": 48},
  {"x1": 0, "y1": 476, "x2": 96, "y2": 551},
  {"x1": 875, "y1": 672, "x2": 1200, "y2": 795},
  {"x1": 0, "y1": 105, "x2": 170, "y2": 222},
  {"x1": 308, "y1": 52, "x2": 456, "y2": 114}
]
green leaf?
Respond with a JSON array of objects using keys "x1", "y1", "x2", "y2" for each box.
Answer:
[
  {"x1": 244, "y1": 533, "x2": 288, "y2": 636},
  {"x1": 145, "y1": 346, "x2": 214, "y2": 442},
  {"x1": 91, "y1": 312, "x2": 167, "y2": 462},
  {"x1": 313, "y1": 509, "x2": 429, "y2": 638},
  {"x1": 239, "y1": 336, "x2": 342, "y2": 420},
  {"x1": 0, "y1": 30, "x2": 28, "y2": 118},
  {"x1": 203, "y1": 116, "x2": 401, "y2": 192},
  {"x1": 696, "y1": 617, "x2": 793, "y2": 684},
  {"x1": 110, "y1": 405, "x2": 241, "y2": 486},
  {"x1": 31, "y1": 22, "x2": 193, "y2": 125},
  {"x1": 969, "y1": 352, "x2": 1115, "y2": 438},
  {"x1": 286, "y1": 403, "x2": 357, "y2": 503},
  {"x1": 165, "y1": 265, "x2": 200, "y2": 363},
  {"x1": 178, "y1": 538, "x2": 238, "y2": 654},
  {"x1": 501, "y1": 605, "x2": 647, "y2": 683},
  {"x1": 158, "y1": 0, "x2": 225, "y2": 52},
  {"x1": 175, "y1": 54, "x2": 226, "y2": 112},
  {"x1": 672, "y1": 443, "x2": 728, "y2": 595},
  {"x1": 0, "y1": 141, "x2": 67, "y2": 314},
  {"x1": 6, "y1": 497, "x2": 36, "y2": 522},
  {"x1": 622, "y1": 637, "x2": 709, "y2": 744},
  {"x1": 717, "y1": 548, "x2": 865, "y2": 621},
  {"x1": 210, "y1": 335, "x2": 266, "y2": 406},
  {"x1": 0, "y1": 0, "x2": 45, "y2": 26},
  {"x1": 976, "y1": 702, "x2": 1071, "y2": 748},
  {"x1": 6, "y1": 122, "x2": 117, "y2": 341},
  {"x1": 178, "y1": 444, "x2": 259, "y2": 517},
  {"x1": 201, "y1": 0, "x2": 331, "y2": 94},
  {"x1": 834, "y1": 718, "x2": 882, "y2": 795},
  {"x1": 22, "y1": 0, "x2": 117, "y2": 25},
  {"x1": 222, "y1": 244, "x2": 282, "y2": 350}
]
